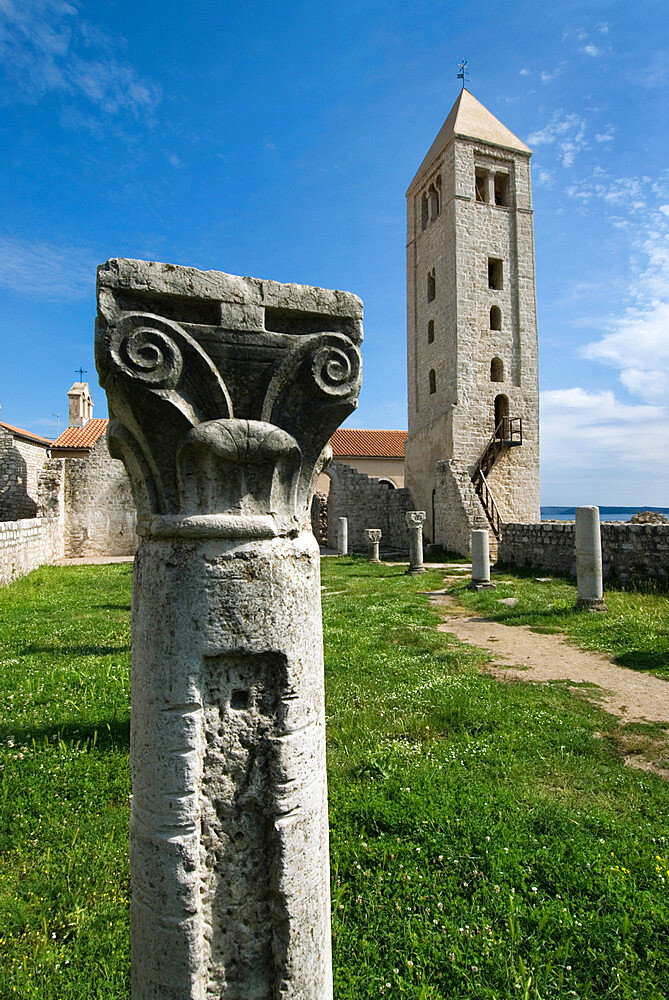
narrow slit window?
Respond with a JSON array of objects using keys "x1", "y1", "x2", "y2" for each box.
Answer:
[
  {"x1": 427, "y1": 268, "x2": 436, "y2": 302},
  {"x1": 494, "y1": 173, "x2": 509, "y2": 207},
  {"x1": 490, "y1": 305, "x2": 502, "y2": 330},
  {"x1": 427, "y1": 320, "x2": 435, "y2": 343},
  {"x1": 421, "y1": 194, "x2": 428, "y2": 231},
  {"x1": 429, "y1": 369, "x2": 436, "y2": 394},
  {"x1": 488, "y1": 258, "x2": 503, "y2": 290}
]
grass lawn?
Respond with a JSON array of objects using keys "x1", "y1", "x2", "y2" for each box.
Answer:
[
  {"x1": 451, "y1": 569, "x2": 669, "y2": 680},
  {"x1": 1, "y1": 559, "x2": 668, "y2": 998}
]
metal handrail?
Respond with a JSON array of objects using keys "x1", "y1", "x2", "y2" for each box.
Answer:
[{"x1": 474, "y1": 468, "x2": 501, "y2": 538}]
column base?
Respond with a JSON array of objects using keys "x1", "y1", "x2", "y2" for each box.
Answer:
[
  {"x1": 574, "y1": 598, "x2": 608, "y2": 612},
  {"x1": 467, "y1": 580, "x2": 496, "y2": 591},
  {"x1": 405, "y1": 566, "x2": 426, "y2": 575}
]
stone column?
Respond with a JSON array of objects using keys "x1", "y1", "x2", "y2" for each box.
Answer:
[
  {"x1": 575, "y1": 506, "x2": 608, "y2": 611},
  {"x1": 95, "y1": 258, "x2": 363, "y2": 1000},
  {"x1": 405, "y1": 510, "x2": 426, "y2": 575},
  {"x1": 485, "y1": 169, "x2": 495, "y2": 205},
  {"x1": 365, "y1": 528, "x2": 381, "y2": 563},
  {"x1": 337, "y1": 516, "x2": 348, "y2": 556},
  {"x1": 468, "y1": 529, "x2": 496, "y2": 590}
]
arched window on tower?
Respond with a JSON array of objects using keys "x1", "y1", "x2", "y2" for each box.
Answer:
[
  {"x1": 421, "y1": 193, "x2": 428, "y2": 231},
  {"x1": 428, "y1": 319, "x2": 435, "y2": 343},
  {"x1": 494, "y1": 394, "x2": 509, "y2": 437},
  {"x1": 429, "y1": 369, "x2": 436, "y2": 394},
  {"x1": 490, "y1": 357, "x2": 504, "y2": 383},
  {"x1": 490, "y1": 305, "x2": 501, "y2": 330}
]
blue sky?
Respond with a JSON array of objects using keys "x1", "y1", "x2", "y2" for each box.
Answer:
[{"x1": 0, "y1": 0, "x2": 667, "y2": 505}]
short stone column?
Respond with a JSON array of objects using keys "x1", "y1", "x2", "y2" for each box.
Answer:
[
  {"x1": 365, "y1": 528, "x2": 381, "y2": 563},
  {"x1": 405, "y1": 510, "x2": 426, "y2": 575},
  {"x1": 575, "y1": 506, "x2": 608, "y2": 611},
  {"x1": 337, "y1": 516, "x2": 348, "y2": 556},
  {"x1": 468, "y1": 529, "x2": 496, "y2": 590},
  {"x1": 95, "y1": 258, "x2": 363, "y2": 1000}
]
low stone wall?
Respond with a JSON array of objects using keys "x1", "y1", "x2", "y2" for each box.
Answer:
[
  {"x1": 325, "y1": 462, "x2": 414, "y2": 552},
  {"x1": 499, "y1": 521, "x2": 669, "y2": 586},
  {"x1": 0, "y1": 517, "x2": 64, "y2": 587}
]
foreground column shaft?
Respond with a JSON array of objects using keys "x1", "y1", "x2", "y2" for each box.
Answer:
[
  {"x1": 337, "y1": 517, "x2": 348, "y2": 556},
  {"x1": 575, "y1": 506, "x2": 607, "y2": 611},
  {"x1": 95, "y1": 258, "x2": 363, "y2": 999},
  {"x1": 131, "y1": 533, "x2": 330, "y2": 999}
]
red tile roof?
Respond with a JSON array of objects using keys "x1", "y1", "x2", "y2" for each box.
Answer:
[
  {"x1": 330, "y1": 428, "x2": 407, "y2": 459},
  {"x1": 52, "y1": 418, "x2": 109, "y2": 450},
  {"x1": 0, "y1": 420, "x2": 52, "y2": 447},
  {"x1": 48, "y1": 420, "x2": 406, "y2": 458}
]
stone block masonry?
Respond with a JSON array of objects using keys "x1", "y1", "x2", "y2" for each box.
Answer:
[
  {"x1": 499, "y1": 521, "x2": 669, "y2": 587},
  {"x1": 0, "y1": 426, "x2": 51, "y2": 520},
  {"x1": 63, "y1": 437, "x2": 137, "y2": 558},
  {"x1": 96, "y1": 257, "x2": 363, "y2": 999}
]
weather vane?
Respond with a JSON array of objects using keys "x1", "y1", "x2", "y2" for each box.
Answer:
[
  {"x1": 76, "y1": 366, "x2": 87, "y2": 381},
  {"x1": 457, "y1": 59, "x2": 470, "y2": 89}
]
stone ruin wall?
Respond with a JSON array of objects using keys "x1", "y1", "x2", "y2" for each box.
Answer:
[
  {"x1": 63, "y1": 436, "x2": 137, "y2": 558},
  {"x1": 0, "y1": 427, "x2": 51, "y2": 520},
  {"x1": 324, "y1": 461, "x2": 414, "y2": 552},
  {"x1": 500, "y1": 521, "x2": 669, "y2": 587}
]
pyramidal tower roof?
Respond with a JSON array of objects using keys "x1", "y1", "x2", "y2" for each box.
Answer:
[{"x1": 409, "y1": 88, "x2": 531, "y2": 191}]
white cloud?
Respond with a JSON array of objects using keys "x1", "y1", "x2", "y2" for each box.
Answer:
[
  {"x1": 540, "y1": 68, "x2": 562, "y2": 83},
  {"x1": 534, "y1": 167, "x2": 554, "y2": 187},
  {"x1": 597, "y1": 22, "x2": 609, "y2": 34},
  {"x1": 0, "y1": 0, "x2": 160, "y2": 117},
  {"x1": 581, "y1": 44, "x2": 601, "y2": 57},
  {"x1": 0, "y1": 234, "x2": 96, "y2": 299},
  {"x1": 595, "y1": 126, "x2": 615, "y2": 142},
  {"x1": 540, "y1": 388, "x2": 669, "y2": 476},
  {"x1": 527, "y1": 112, "x2": 587, "y2": 168},
  {"x1": 573, "y1": 176, "x2": 669, "y2": 405},
  {"x1": 519, "y1": 68, "x2": 530, "y2": 76}
]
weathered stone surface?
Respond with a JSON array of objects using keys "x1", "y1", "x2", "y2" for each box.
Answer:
[
  {"x1": 405, "y1": 510, "x2": 426, "y2": 574},
  {"x1": 365, "y1": 528, "x2": 381, "y2": 563},
  {"x1": 337, "y1": 516, "x2": 348, "y2": 555},
  {"x1": 95, "y1": 258, "x2": 363, "y2": 1000},
  {"x1": 575, "y1": 506, "x2": 607, "y2": 612}
]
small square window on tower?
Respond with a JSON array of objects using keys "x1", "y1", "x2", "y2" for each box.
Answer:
[
  {"x1": 488, "y1": 258, "x2": 503, "y2": 291},
  {"x1": 494, "y1": 173, "x2": 509, "y2": 207},
  {"x1": 427, "y1": 268, "x2": 436, "y2": 302}
]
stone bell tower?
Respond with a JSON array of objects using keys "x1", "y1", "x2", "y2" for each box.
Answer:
[{"x1": 405, "y1": 88, "x2": 540, "y2": 555}]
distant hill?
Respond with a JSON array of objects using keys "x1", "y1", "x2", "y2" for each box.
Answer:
[{"x1": 541, "y1": 506, "x2": 669, "y2": 523}]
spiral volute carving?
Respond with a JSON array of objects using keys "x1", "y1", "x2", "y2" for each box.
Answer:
[
  {"x1": 310, "y1": 338, "x2": 361, "y2": 398},
  {"x1": 110, "y1": 315, "x2": 184, "y2": 389}
]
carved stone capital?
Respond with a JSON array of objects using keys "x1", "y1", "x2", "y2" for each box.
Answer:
[
  {"x1": 95, "y1": 259, "x2": 363, "y2": 537},
  {"x1": 405, "y1": 510, "x2": 426, "y2": 528},
  {"x1": 365, "y1": 529, "x2": 382, "y2": 542}
]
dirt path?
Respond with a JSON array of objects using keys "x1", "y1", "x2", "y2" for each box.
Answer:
[
  {"x1": 431, "y1": 591, "x2": 669, "y2": 724},
  {"x1": 430, "y1": 589, "x2": 669, "y2": 778}
]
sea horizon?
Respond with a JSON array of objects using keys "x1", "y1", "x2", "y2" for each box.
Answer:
[{"x1": 540, "y1": 505, "x2": 669, "y2": 523}]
